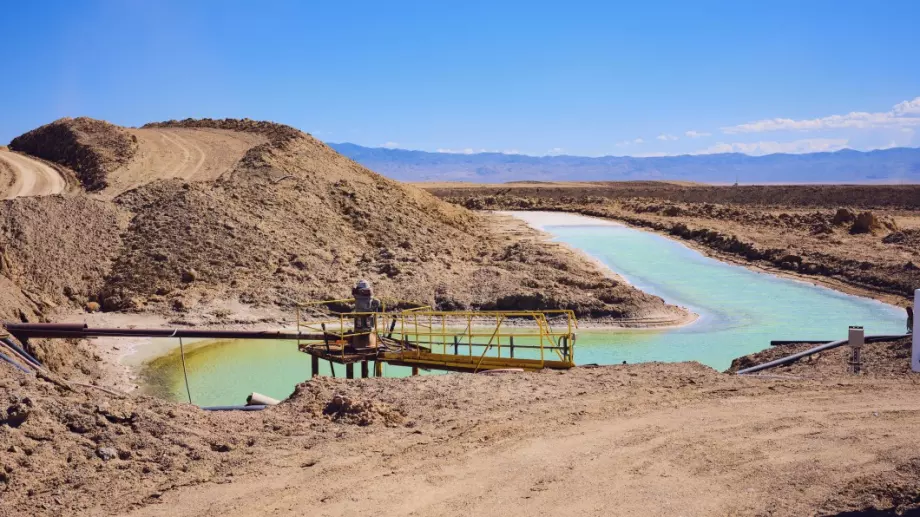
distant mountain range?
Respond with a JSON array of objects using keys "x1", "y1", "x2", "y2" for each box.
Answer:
[{"x1": 328, "y1": 143, "x2": 920, "y2": 184}]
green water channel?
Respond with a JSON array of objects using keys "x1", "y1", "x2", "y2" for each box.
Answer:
[{"x1": 142, "y1": 214, "x2": 906, "y2": 406}]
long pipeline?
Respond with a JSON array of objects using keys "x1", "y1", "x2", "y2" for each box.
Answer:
[
  {"x1": 737, "y1": 334, "x2": 910, "y2": 375},
  {"x1": 1, "y1": 337, "x2": 43, "y2": 368},
  {"x1": 2, "y1": 322, "x2": 327, "y2": 342}
]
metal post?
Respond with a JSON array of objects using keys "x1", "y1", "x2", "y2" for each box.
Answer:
[
  {"x1": 849, "y1": 326, "x2": 864, "y2": 374},
  {"x1": 346, "y1": 363, "x2": 354, "y2": 379},
  {"x1": 311, "y1": 354, "x2": 319, "y2": 378},
  {"x1": 454, "y1": 336, "x2": 459, "y2": 355},
  {"x1": 412, "y1": 366, "x2": 419, "y2": 376},
  {"x1": 361, "y1": 361, "x2": 368, "y2": 378},
  {"x1": 510, "y1": 336, "x2": 514, "y2": 358},
  {"x1": 375, "y1": 361, "x2": 383, "y2": 377},
  {"x1": 912, "y1": 289, "x2": 919, "y2": 372}
]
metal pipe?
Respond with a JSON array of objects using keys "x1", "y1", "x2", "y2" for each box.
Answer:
[
  {"x1": 771, "y1": 335, "x2": 909, "y2": 347},
  {"x1": 1, "y1": 337, "x2": 42, "y2": 368},
  {"x1": 737, "y1": 334, "x2": 910, "y2": 375},
  {"x1": 3, "y1": 322, "x2": 326, "y2": 341},
  {"x1": 200, "y1": 405, "x2": 267, "y2": 411},
  {"x1": 0, "y1": 350, "x2": 30, "y2": 373}
]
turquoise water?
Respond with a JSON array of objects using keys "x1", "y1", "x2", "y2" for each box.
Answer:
[
  {"x1": 141, "y1": 221, "x2": 906, "y2": 406},
  {"x1": 551, "y1": 224, "x2": 904, "y2": 369}
]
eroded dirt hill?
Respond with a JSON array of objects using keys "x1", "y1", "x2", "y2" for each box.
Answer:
[{"x1": 0, "y1": 117, "x2": 682, "y2": 324}]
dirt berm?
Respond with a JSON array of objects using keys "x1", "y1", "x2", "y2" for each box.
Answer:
[
  {"x1": 0, "y1": 117, "x2": 684, "y2": 326},
  {"x1": 5, "y1": 357, "x2": 920, "y2": 516}
]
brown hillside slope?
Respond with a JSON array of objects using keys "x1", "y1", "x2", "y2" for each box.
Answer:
[
  {"x1": 0, "y1": 117, "x2": 683, "y2": 325},
  {"x1": 10, "y1": 117, "x2": 138, "y2": 191},
  {"x1": 98, "y1": 119, "x2": 680, "y2": 321}
]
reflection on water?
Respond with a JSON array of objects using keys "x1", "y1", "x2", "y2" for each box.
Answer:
[{"x1": 142, "y1": 222, "x2": 906, "y2": 406}]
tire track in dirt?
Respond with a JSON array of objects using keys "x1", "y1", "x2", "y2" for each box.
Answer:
[
  {"x1": 100, "y1": 128, "x2": 267, "y2": 197},
  {"x1": 0, "y1": 149, "x2": 67, "y2": 199}
]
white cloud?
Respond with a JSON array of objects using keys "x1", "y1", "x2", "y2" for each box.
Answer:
[
  {"x1": 685, "y1": 130, "x2": 711, "y2": 138},
  {"x1": 434, "y1": 147, "x2": 523, "y2": 155},
  {"x1": 436, "y1": 148, "x2": 479, "y2": 154},
  {"x1": 691, "y1": 138, "x2": 850, "y2": 156},
  {"x1": 616, "y1": 138, "x2": 645, "y2": 147},
  {"x1": 381, "y1": 141, "x2": 400, "y2": 148},
  {"x1": 547, "y1": 147, "x2": 565, "y2": 155},
  {"x1": 657, "y1": 134, "x2": 679, "y2": 141},
  {"x1": 723, "y1": 96, "x2": 920, "y2": 134}
]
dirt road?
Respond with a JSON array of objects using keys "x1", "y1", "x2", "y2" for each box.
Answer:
[
  {"x1": 100, "y1": 127, "x2": 267, "y2": 196},
  {"x1": 99, "y1": 366, "x2": 920, "y2": 517},
  {"x1": 0, "y1": 148, "x2": 67, "y2": 198}
]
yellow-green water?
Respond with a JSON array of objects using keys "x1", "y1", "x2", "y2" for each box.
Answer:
[{"x1": 142, "y1": 222, "x2": 906, "y2": 406}]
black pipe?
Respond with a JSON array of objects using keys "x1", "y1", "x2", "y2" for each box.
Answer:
[
  {"x1": 770, "y1": 335, "x2": 910, "y2": 347},
  {"x1": 738, "y1": 334, "x2": 910, "y2": 375},
  {"x1": 200, "y1": 405, "x2": 268, "y2": 411},
  {"x1": 0, "y1": 351, "x2": 30, "y2": 373},
  {"x1": 3, "y1": 322, "x2": 325, "y2": 341},
  {"x1": 1, "y1": 337, "x2": 42, "y2": 368}
]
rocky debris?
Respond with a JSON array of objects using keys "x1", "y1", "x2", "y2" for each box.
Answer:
[
  {"x1": 323, "y1": 393, "x2": 406, "y2": 427},
  {"x1": 850, "y1": 211, "x2": 896, "y2": 234},
  {"x1": 726, "y1": 337, "x2": 914, "y2": 376},
  {"x1": 0, "y1": 196, "x2": 125, "y2": 322},
  {"x1": 431, "y1": 189, "x2": 920, "y2": 302},
  {"x1": 9, "y1": 117, "x2": 138, "y2": 191},
  {"x1": 0, "y1": 117, "x2": 682, "y2": 326},
  {"x1": 883, "y1": 228, "x2": 920, "y2": 247},
  {"x1": 832, "y1": 207, "x2": 856, "y2": 225}
]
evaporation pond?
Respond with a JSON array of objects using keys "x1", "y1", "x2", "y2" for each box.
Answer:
[{"x1": 141, "y1": 215, "x2": 906, "y2": 406}]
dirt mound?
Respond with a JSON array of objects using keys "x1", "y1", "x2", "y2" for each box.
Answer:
[
  {"x1": 851, "y1": 211, "x2": 897, "y2": 234},
  {"x1": 0, "y1": 196, "x2": 126, "y2": 320},
  {"x1": 883, "y1": 228, "x2": 920, "y2": 247},
  {"x1": 92, "y1": 119, "x2": 675, "y2": 321},
  {"x1": 0, "y1": 117, "x2": 685, "y2": 326},
  {"x1": 819, "y1": 457, "x2": 920, "y2": 515},
  {"x1": 10, "y1": 117, "x2": 138, "y2": 191},
  {"x1": 726, "y1": 337, "x2": 914, "y2": 376},
  {"x1": 0, "y1": 364, "x2": 296, "y2": 516},
  {"x1": 142, "y1": 117, "x2": 302, "y2": 145}
]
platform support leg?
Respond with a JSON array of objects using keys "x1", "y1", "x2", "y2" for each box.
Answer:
[
  {"x1": 412, "y1": 366, "x2": 419, "y2": 376},
  {"x1": 361, "y1": 361, "x2": 368, "y2": 378},
  {"x1": 375, "y1": 361, "x2": 383, "y2": 377},
  {"x1": 346, "y1": 363, "x2": 354, "y2": 379},
  {"x1": 311, "y1": 354, "x2": 319, "y2": 378}
]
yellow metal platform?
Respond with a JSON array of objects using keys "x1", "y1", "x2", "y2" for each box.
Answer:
[{"x1": 295, "y1": 302, "x2": 577, "y2": 376}]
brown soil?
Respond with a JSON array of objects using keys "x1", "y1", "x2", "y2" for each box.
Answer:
[
  {"x1": 5, "y1": 359, "x2": 920, "y2": 516},
  {"x1": 6, "y1": 125, "x2": 920, "y2": 516},
  {"x1": 0, "y1": 117, "x2": 683, "y2": 327},
  {"x1": 727, "y1": 337, "x2": 915, "y2": 377},
  {"x1": 10, "y1": 117, "x2": 138, "y2": 191},
  {"x1": 425, "y1": 183, "x2": 920, "y2": 305},
  {"x1": 0, "y1": 149, "x2": 71, "y2": 199}
]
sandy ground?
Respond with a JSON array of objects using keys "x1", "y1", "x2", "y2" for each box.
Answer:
[
  {"x1": 99, "y1": 127, "x2": 266, "y2": 197},
  {"x1": 90, "y1": 365, "x2": 920, "y2": 517},
  {"x1": 0, "y1": 148, "x2": 67, "y2": 198}
]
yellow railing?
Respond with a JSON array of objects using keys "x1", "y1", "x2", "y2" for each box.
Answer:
[{"x1": 295, "y1": 298, "x2": 577, "y2": 367}]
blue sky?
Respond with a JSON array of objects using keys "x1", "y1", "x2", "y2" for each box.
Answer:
[{"x1": 1, "y1": 0, "x2": 918, "y2": 157}]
